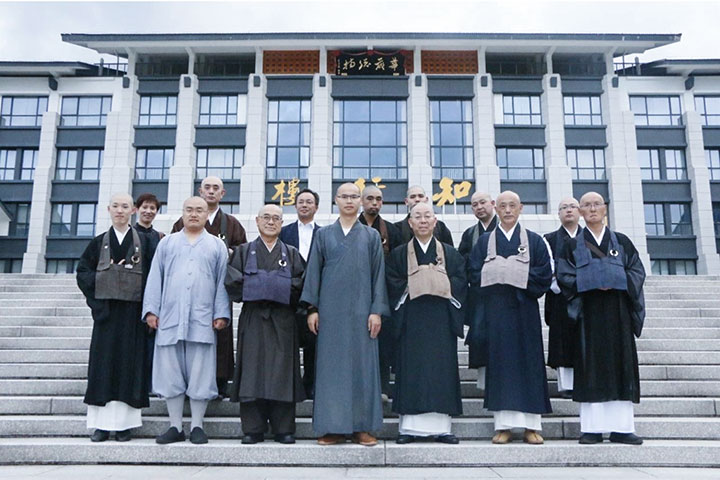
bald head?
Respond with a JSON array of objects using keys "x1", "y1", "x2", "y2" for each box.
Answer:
[
  {"x1": 256, "y1": 204, "x2": 283, "y2": 238},
  {"x1": 580, "y1": 191, "x2": 605, "y2": 206},
  {"x1": 558, "y1": 197, "x2": 580, "y2": 229},
  {"x1": 198, "y1": 176, "x2": 225, "y2": 209},
  {"x1": 108, "y1": 193, "x2": 135, "y2": 229},
  {"x1": 362, "y1": 185, "x2": 382, "y2": 198},
  {"x1": 471, "y1": 191, "x2": 495, "y2": 222},
  {"x1": 404, "y1": 185, "x2": 429, "y2": 210},
  {"x1": 579, "y1": 191, "x2": 607, "y2": 228},
  {"x1": 182, "y1": 196, "x2": 209, "y2": 233},
  {"x1": 258, "y1": 204, "x2": 283, "y2": 217},
  {"x1": 495, "y1": 190, "x2": 523, "y2": 230},
  {"x1": 408, "y1": 202, "x2": 437, "y2": 241},
  {"x1": 335, "y1": 182, "x2": 362, "y2": 218},
  {"x1": 362, "y1": 185, "x2": 384, "y2": 217}
]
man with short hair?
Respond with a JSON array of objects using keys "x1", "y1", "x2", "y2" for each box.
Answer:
[
  {"x1": 544, "y1": 197, "x2": 582, "y2": 397},
  {"x1": 386, "y1": 202, "x2": 467, "y2": 445},
  {"x1": 395, "y1": 185, "x2": 454, "y2": 246},
  {"x1": 172, "y1": 176, "x2": 247, "y2": 397},
  {"x1": 225, "y1": 204, "x2": 306, "y2": 445},
  {"x1": 144, "y1": 196, "x2": 231, "y2": 445},
  {"x1": 358, "y1": 185, "x2": 401, "y2": 399},
  {"x1": 557, "y1": 192, "x2": 646, "y2": 445},
  {"x1": 301, "y1": 183, "x2": 390, "y2": 447},
  {"x1": 458, "y1": 192, "x2": 497, "y2": 259},
  {"x1": 467, "y1": 191, "x2": 552, "y2": 445},
  {"x1": 76, "y1": 193, "x2": 151, "y2": 442},
  {"x1": 279, "y1": 187, "x2": 321, "y2": 398}
]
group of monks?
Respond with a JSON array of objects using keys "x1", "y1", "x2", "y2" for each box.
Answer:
[{"x1": 77, "y1": 175, "x2": 646, "y2": 447}]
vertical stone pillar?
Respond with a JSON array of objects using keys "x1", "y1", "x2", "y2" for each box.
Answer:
[
  {"x1": 602, "y1": 72, "x2": 651, "y2": 270},
  {"x1": 683, "y1": 109, "x2": 720, "y2": 274},
  {"x1": 542, "y1": 73, "x2": 573, "y2": 212},
  {"x1": 22, "y1": 111, "x2": 59, "y2": 273},
  {"x1": 408, "y1": 49, "x2": 432, "y2": 196},
  {"x1": 473, "y1": 72, "x2": 500, "y2": 198},
  {"x1": 166, "y1": 73, "x2": 199, "y2": 216},
  {"x1": 308, "y1": 48, "x2": 333, "y2": 216}
]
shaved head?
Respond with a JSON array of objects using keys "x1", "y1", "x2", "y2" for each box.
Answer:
[
  {"x1": 336, "y1": 182, "x2": 361, "y2": 196},
  {"x1": 362, "y1": 185, "x2": 382, "y2": 198},
  {"x1": 199, "y1": 176, "x2": 225, "y2": 208},
  {"x1": 201, "y1": 176, "x2": 224, "y2": 190},
  {"x1": 496, "y1": 190, "x2": 521, "y2": 205},
  {"x1": 258, "y1": 204, "x2": 283, "y2": 217},
  {"x1": 256, "y1": 204, "x2": 283, "y2": 238},
  {"x1": 409, "y1": 202, "x2": 433, "y2": 216},
  {"x1": 580, "y1": 191, "x2": 605, "y2": 205},
  {"x1": 182, "y1": 196, "x2": 209, "y2": 233},
  {"x1": 109, "y1": 192, "x2": 133, "y2": 206},
  {"x1": 558, "y1": 197, "x2": 580, "y2": 229},
  {"x1": 578, "y1": 191, "x2": 607, "y2": 229},
  {"x1": 404, "y1": 185, "x2": 429, "y2": 210},
  {"x1": 495, "y1": 190, "x2": 523, "y2": 230},
  {"x1": 408, "y1": 202, "x2": 436, "y2": 241},
  {"x1": 107, "y1": 193, "x2": 135, "y2": 229}
]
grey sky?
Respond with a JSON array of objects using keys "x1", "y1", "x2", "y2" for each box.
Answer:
[{"x1": 0, "y1": 1, "x2": 718, "y2": 65}]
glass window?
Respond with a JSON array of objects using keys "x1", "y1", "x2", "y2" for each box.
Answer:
[
  {"x1": 45, "y1": 259, "x2": 80, "y2": 274},
  {"x1": 502, "y1": 95, "x2": 542, "y2": 125},
  {"x1": 196, "y1": 148, "x2": 243, "y2": 180},
  {"x1": 138, "y1": 96, "x2": 177, "y2": 126},
  {"x1": 430, "y1": 99, "x2": 474, "y2": 180},
  {"x1": 135, "y1": 148, "x2": 174, "y2": 180},
  {"x1": 0, "y1": 96, "x2": 48, "y2": 126},
  {"x1": 713, "y1": 203, "x2": 720, "y2": 237},
  {"x1": 60, "y1": 96, "x2": 112, "y2": 126},
  {"x1": 198, "y1": 95, "x2": 238, "y2": 125},
  {"x1": 267, "y1": 99, "x2": 311, "y2": 180},
  {"x1": 49, "y1": 203, "x2": 95, "y2": 237},
  {"x1": 496, "y1": 148, "x2": 545, "y2": 180},
  {"x1": 694, "y1": 96, "x2": 720, "y2": 126},
  {"x1": 219, "y1": 202, "x2": 240, "y2": 215},
  {"x1": 20, "y1": 150, "x2": 36, "y2": 180},
  {"x1": 521, "y1": 203, "x2": 547, "y2": 214},
  {"x1": 630, "y1": 95, "x2": 682, "y2": 126},
  {"x1": 707, "y1": 150, "x2": 720, "y2": 180},
  {"x1": 49, "y1": 203, "x2": 74, "y2": 236},
  {"x1": 644, "y1": 203, "x2": 664, "y2": 236},
  {"x1": 333, "y1": 100, "x2": 407, "y2": 180},
  {"x1": 651, "y1": 259, "x2": 697, "y2": 276},
  {"x1": 567, "y1": 148, "x2": 606, "y2": 180},
  {"x1": 638, "y1": 149, "x2": 686, "y2": 181},
  {"x1": 0, "y1": 259, "x2": 22, "y2": 273},
  {"x1": 6, "y1": 203, "x2": 30, "y2": 236},
  {"x1": 55, "y1": 150, "x2": 103, "y2": 181},
  {"x1": 76, "y1": 204, "x2": 96, "y2": 236},
  {"x1": 563, "y1": 96, "x2": 602, "y2": 125},
  {"x1": 0, "y1": 149, "x2": 16, "y2": 180},
  {"x1": 669, "y1": 203, "x2": 693, "y2": 236},
  {"x1": 645, "y1": 202, "x2": 693, "y2": 236}
]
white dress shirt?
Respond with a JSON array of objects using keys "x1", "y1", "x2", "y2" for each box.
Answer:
[{"x1": 297, "y1": 220, "x2": 315, "y2": 261}]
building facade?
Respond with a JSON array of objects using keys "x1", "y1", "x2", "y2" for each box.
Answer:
[{"x1": 0, "y1": 32, "x2": 719, "y2": 275}]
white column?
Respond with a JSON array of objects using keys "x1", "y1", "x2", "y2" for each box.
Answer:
[
  {"x1": 602, "y1": 73, "x2": 651, "y2": 270},
  {"x1": 542, "y1": 74, "x2": 573, "y2": 211},
  {"x1": 95, "y1": 78, "x2": 139, "y2": 227},
  {"x1": 683, "y1": 109, "x2": 720, "y2": 274},
  {"x1": 309, "y1": 62, "x2": 333, "y2": 218},
  {"x1": 166, "y1": 75, "x2": 198, "y2": 216},
  {"x1": 238, "y1": 69, "x2": 267, "y2": 221},
  {"x1": 22, "y1": 111, "x2": 59, "y2": 273},
  {"x1": 408, "y1": 49, "x2": 432, "y2": 195},
  {"x1": 474, "y1": 73, "x2": 500, "y2": 198}
]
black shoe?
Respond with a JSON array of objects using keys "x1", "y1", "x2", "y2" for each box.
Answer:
[
  {"x1": 190, "y1": 427, "x2": 208, "y2": 444},
  {"x1": 156, "y1": 427, "x2": 185, "y2": 444},
  {"x1": 435, "y1": 434, "x2": 460, "y2": 445},
  {"x1": 579, "y1": 433, "x2": 603, "y2": 444},
  {"x1": 274, "y1": 433, "x2": 296, "y2": 444},
  {"x1": 560, "y1": 390, "x2": 574, "y2": 399},
  {"x1": 241, "y1": 433, "x2": 265, "y2": 444},
  {"x1": 609, "y1": 432, "x2": 643, "y2": 445},
  {"x1": 90, "y1": 429, "x2": 109, "y2": 442},
  {"x1": 115, "y1": 429, "x2": 132, "y2": 442},
  {"x1": 396, "y1": 434, "x2": 415, "y2": 444}
]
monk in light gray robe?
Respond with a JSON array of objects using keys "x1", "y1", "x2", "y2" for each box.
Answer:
[{"x1": 300, "y1": 182, "x2": 390, "y2": 446}]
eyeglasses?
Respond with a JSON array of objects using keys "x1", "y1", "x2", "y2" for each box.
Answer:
[
  {"x1": 337, "y1": 194, "x2": 361, "y2": 200},
  {"x1": 559, "y1": 204, "x2": 579, "y2": 211},
  {"x1": 260, "y1": 215, "x2": 282, "y2": 223},
  {"x1": 580, "y1": 202, "x2": 605, "y2": 209}
]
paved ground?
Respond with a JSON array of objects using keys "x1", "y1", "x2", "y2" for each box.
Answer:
[{"x1": 1, "y1": 466, "x2": 720, "y2": 479}]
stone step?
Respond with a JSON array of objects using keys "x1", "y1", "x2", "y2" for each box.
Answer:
[
  {"x1": 3, "y1": 378, "x2": 720, "y2": 397},
  {"x1": 1, "y1": 438, "x2": 719, "y2": 467},
  {"x1": 0, "y1": 292, "x2": 86, "y2": 300},
  {"x1": 0, "y1": 395, "x2": 716, "y2": 418},
  {"x1": 1, "y1": 415, "x2": 719, "y2": 441}
]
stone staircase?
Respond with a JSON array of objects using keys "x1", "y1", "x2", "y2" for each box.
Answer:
[{"x1": 0, "y1": 274, "x2": 719, "y2": 466}]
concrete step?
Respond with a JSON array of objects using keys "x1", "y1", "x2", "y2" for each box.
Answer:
[
  {"x1": 0, "y1": 396, "x2": 716, "y2": 418},
  {"x1": 0, "y1": 316, "x2": 93, "y2": 326},
  {"x1": 1, "y1": 438, "x2": 719, "y2": 467},
  {"x1": 0, "y1": 292, "x2": 86, "y2": 300},
  {"x1": 1, "y1": 415, "x2": 719, "y2": 441}
]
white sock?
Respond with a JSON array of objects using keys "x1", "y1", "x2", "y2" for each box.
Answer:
[
  {"x1": 166, "y1": 394, "x2": 185, "y2": 431},
  {"x1": 190, "y1": 399, "x2": 208, "y2": 430}
]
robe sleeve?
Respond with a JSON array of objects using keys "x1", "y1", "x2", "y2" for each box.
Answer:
[
  {"x1": 299, "y1": 229, "x2": 324, "y2": 309},
  {"x1": 171, "y1": 217, "x2": 183, "y2": 233},
  {"x1": 368, "y1": 229, "x2": 391, "y2": 317},
  {"x1": 619, "y1": 234, "x2": 646, "y2": 337},
  {"x1": 437, "y1": 221, "x2": 455, "y2": 247},
  {"x1": 142, "y1": 236, "x2": 166, "y2": 321},
  {"x1": 228, "y1": 217, "x2": 247, "y2": 247},
  {"x1": 289, "y1": 246, "x2": 305, "y2": 308},
  {"x1": 76, "y1": 236, "x2": 109, "y2": 323},
  {"x1": 524, "y1": 233, "x2": 553, "y2": 299},
  {"x1": 468, "y1": 232, "x2": 489, "y2": 289},
  {"x1": 384, "y1": 245, "x2": 408, "y2": 311},
  {"x1": 224, "y1": 244, "x2": 246, "y2": 303},
  {"x1": 557, "y1": 238, "x2": 579, "y2": 299},
  {"x1": 212, "y1": 243, "x2": 231, "y2": 321},
  {"x1": 446, "y1": 246, "x2": 468, "y2": 338},
  {"x1": 457, "y1": 228, "x2": 472, "y2": 259}
]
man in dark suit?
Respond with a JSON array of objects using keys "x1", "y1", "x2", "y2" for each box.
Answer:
[
  {"x1": 395, "y1": 185, "x2": 454, "y2": 246},
  {"x1": 280, "y1": 188, "x2": 321, "y2": 398}
]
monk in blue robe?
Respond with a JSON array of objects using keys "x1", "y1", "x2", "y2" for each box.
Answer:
[
  {"x1": 467, "y1": 190, "x2": 552, "y2": 445},
  {"x1": 300, "y1": 182, "x2": 390, "y2": 447}
]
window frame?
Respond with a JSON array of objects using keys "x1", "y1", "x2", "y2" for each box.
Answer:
[
  {"x1": 55, "y1": 149, "x2": 104, "y2": 181},
  {"x1": 135, "y1": 148, "x2": 174, "y2": 180},
  {"x1": 694, "y1": 95, "x2": 720, "y2": 126},
  {"x1": 638, "y1": 148, "x2": 687, "y2": 181},
  {"x1": 706, "y1": 149, "x2": 720, "y2": 181},
  {"x1": 563, "y1": 95, "x2": 602, "y2": 126},
  {"x1": 496, "y1": 147, "x2": 545, "y2": 180},
  {"x1": 644, "y1": 202, "x2": 693, "y2": 237},
  {"x1": 266, "y1": 99, "x2": 312, "y2": 180},
  {"x1": 138, "y1": 95, "x2": 178, "y2": 126},
  {"x1": 567, "y1": 148, "x2": 606, "y2": 180},
  {"x1": 502, "y1": 95, "x2": 542, "y2": 126},
  {"x1": 0, "y1": 96, "x2": 49, "y2": 127},
  {"x1": 198, "y1": 94, "x2": 239, "y2": 126},
  {"x1": 630, "y1": 95, "x2": 683, "y2": 126},
  {"x1": 195, "y1": 147, "x2": 244, "y2": 180},
  {"x1": 651, "y1": 259, "x2": 697, "y2": 276},
  {"x1": 0, "y1": 148, "x2": 37, "y2": 181},
  {"x1": 49, "y1": 203, "x2": 97, "y2": 237},
  {"x1": 60, "y1": 96, "x2": 112, "y2": 127},
  {"x1": 429, "y1": 99, "x2": 475, "y2": 181},
  {"x1": 5, "y1": 202, "x2": 30, "y2": 237}
]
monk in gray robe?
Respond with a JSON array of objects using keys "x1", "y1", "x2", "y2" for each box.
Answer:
[
  {"x1": 225, "y1": 204, "x2": 306, "y2": 445},
  {"x1": 143, "y1": 196, "x2": 231, "y2": 445},
  {"x1": 301, "y1": 182, "x2": 390, "y2": 447}
]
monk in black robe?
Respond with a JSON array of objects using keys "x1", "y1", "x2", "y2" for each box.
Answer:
[
  {"x1": 76, "y1": 193, "x2": 150, "y2": 443},
  {"x1": 395, "y1": 185, "x2": 454, "y2": 246},
  {"x1": 386, "y1": 202, "x2": 466, "y2": 445},
  {"x1": 172, "y1": 176, "x2": 247, "y2": 396},
  {"x1": 557, "y1": 192, "x2": 646, "y2": 446},
  {"x1": 543, "y1": 197, "x2": 581, "y2": 396}
]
